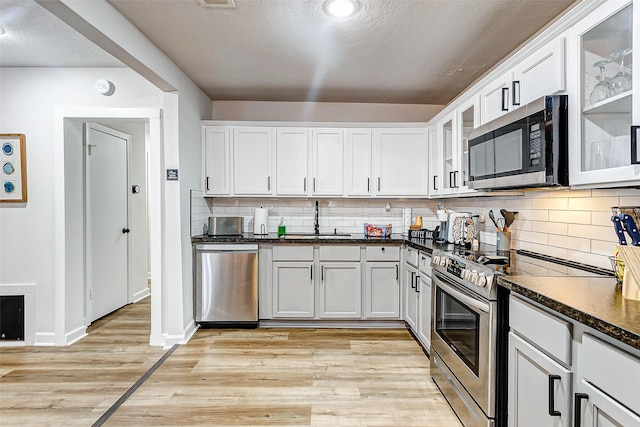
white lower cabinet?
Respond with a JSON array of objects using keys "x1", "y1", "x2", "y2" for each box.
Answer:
[
  {"x1": 416, "y1": 274, "x2": 432, "y2": 350},
  {"x1": 575, "y1": 379, "x2": 640, "y2": 427},
  {"x1": 364, "y1": 246, "x2": 400, "y2": 318},
  {"x1": 271, "y1": 245, "x2": 315, "y2": 318},
  {"x1": 404, "y1": 262, "x2": 419, "y2": 331},
  {"x1": 318, "y1": 262, "x2": 361, "y2": 318},
  {"x1": 364, "y1": 262, "x2": 400, "y2": 318},
  {"x1": 272, "y1": 261, "x2": 315, "y2": 318},
  {"x1": 508, "y1": 331, "x2": 573, "y2": 427}
]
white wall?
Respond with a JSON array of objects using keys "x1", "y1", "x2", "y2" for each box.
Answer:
[
  {"x1": 211, "y1": 101, "x2": 444, "y2": 122},
  {"x1": 0, "y1": 67, "x2": 161, "y2": 344}
]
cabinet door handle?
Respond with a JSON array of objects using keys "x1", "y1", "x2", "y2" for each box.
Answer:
[
  {"x1": 310, "y1": 265, "x2": 313, "y2": 281},
  {"x1": 321, "y1": 266, "x2": 324, "y2": 282},
  {"x1": 433, "y1": 175, "x2": 438, "y2": 191},
  {"x1": 501, "y1": 87, "x2": 509, "y2": 111},
  {"x1": 512, "y1": 80, "x2": 520, "y2": 106},
  {"x1": 631, "y1": 125, "x2": 639, "y2": 165},
  {"x1": 449, "y1": 171, "x2": 454, "y2": 188},
  {"x1": 377, "y1": 177, "x2": 381, "y2": 192},
  {"x1": 206, "y1": 177, "x2": 210, "y2": 191},
  {"x1": 395, "y1": 264, "x2": 399, "y2": 280},
  {"x1": 267, "y1": 176, "x2": 271, "y2": 191},
  {"x1": 548, "y1": 375, "x2": 562, "y2": 416},
  {"x1": 415, "y1": 275, "x2": 420, "y2": 293},
  {"x1": 367, "y1": 177, "x2": 370, "y2": 192},
  {"x1": 574, "y1": 393, "x2": 588, "y2": 427},
  {"x1": 303, "y1": 177, "x2": 306, "y2": 192},
  {"x1": 313, "y1": 178, "x2": 316, "y2": 192},
  {"x1": 410, "y1": 272, "x2": 416, "y2": 289}
]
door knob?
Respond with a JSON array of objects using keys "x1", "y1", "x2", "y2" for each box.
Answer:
[{"x1": 122, "y1": 228, "x2": 130, "y2": 234}]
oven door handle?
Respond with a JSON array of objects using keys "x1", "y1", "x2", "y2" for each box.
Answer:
[{"x1": 433, "y1": 273, "x2": 491, "y2": 313}]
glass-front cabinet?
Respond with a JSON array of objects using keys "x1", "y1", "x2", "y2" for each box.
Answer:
[
  {"x1": 567, "y1": 0, "x2": 640, "y2": 187},
  {"x1": 430, "y1": 97, "x2": 478, "y2": 197}
]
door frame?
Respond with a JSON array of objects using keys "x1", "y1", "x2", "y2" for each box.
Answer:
[
  {"x1": 84, "y1": 123, "x2": 133, "y2": 324},
  {"x1": 53, "y1": 107, "x2": 163, "y2": 346}
]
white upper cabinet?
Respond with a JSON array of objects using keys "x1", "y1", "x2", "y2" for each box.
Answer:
[
  {"x1": 480, "y1": 38, "x2": 565, "y2": 126},
  {"x1": 232, "y1": 127, "x2": 273, "y2": 196},
  {"x1": 566, "y1": 0, "x2": 639, "y2": 187},
  {"x1": 203, "y1": 126, "x2": 231, "y2": 196},
  {"x1": 373, "y1": 128, "x2": 428, "y2": 196},
  {"x1": 275, "y1": 128, "x2": 309, "y2": 196},
  {"x1": 345, "y1": 128, "x2": 373, "y2": 196},
  {"x1": 312, "y1": 128, "x2": 344, "y2": 196},
  {"x1": 428, "y1": 126, "x2": 441, "y2": 196},
  {"x1": 479, "y1": 70, "x2": 513, "y2": 125},
  {"x1": 512, "y1": 37, "x2": 566, "y2": 107}
]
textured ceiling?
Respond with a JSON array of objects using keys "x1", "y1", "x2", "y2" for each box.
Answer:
[
  {"x1": 0, "y1": 0, "x2": 577, "y2": 105},
  {"x1": 0, "y1": 0, "x2": 122, "y2": 67},
  {"x1": 106, "y1": 0, "x2": 577, "y2": 104}
]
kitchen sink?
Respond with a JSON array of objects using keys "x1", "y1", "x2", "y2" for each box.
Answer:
[{"x1": 281, "y1": 233, "x2": 352, "y2": 240}]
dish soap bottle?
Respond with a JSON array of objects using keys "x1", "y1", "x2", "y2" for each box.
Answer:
[{"x1": 277, "y1": 217, "x2": 286, "y2": 238}]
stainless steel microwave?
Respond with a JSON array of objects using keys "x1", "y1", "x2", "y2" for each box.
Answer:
[{"x1": 467, "y1": 95, "x2": 568, "y2": 190}]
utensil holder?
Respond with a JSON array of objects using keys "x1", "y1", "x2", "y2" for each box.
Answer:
[{"x1": 496, "y1": 231, "x2": 511, "y2": 251}]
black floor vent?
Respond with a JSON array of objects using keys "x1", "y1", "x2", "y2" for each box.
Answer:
[{"x1": 0, "y1": 295, "x2": 24, "y2": 341}]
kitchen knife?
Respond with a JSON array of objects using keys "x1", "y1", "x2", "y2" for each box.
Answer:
[
  {"x1": 619, "y1": 213, "x2": 640, "y2": 246},
  {"x1": 611, "y1": 215, "x2": 628, "y2": 245}
]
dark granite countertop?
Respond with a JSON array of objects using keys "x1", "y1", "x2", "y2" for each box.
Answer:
[
  {"x1": 192, "y1": 233, "x2": 495, "y2": 255},
  {"x1": 192, "y1": 232, "x2": 406, "y2": 245},
  {"x1": 499, "y1": 275, "x2": 640, "y2": 350}
]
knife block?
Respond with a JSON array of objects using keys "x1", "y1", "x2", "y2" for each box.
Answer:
[{"x1": 618, "y1": 245, "x2": 640, "y2": 301}]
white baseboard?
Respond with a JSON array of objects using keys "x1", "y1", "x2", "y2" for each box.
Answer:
[
  {"x1": 65, "y1": 325, "x2": 87, "y2": 345},
  {"x1": 259, "y1": 319, "x2": 406, "y2": 328},
  {"x1": 132, "y1": 287, "x2": 150, "y2": 303},
  {"x1": 162, "y1": 319, "x2": 199, "y2": 348},
  {"x1": 0, "y1": 341, "x2": 26, "y2": 347},
  {"x1": 34, "y1": 332, "x2": 56, "y2": 346}
]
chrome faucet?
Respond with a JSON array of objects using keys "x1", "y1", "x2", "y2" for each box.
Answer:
[{"x1": 314, "y1": 200, "x2": 319, "y2": 236}]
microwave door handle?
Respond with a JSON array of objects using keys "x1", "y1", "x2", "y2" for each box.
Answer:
[
  {"x1": 501, "y1": 87, "x2": 509, "y2": 111},
  {"x1": 512, "y1": 80, "x2": 520, "y2": 106}
]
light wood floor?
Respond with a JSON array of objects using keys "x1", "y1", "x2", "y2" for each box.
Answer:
[{"x1": 1, "y1": 299, "x2": 462, "y2": 426}]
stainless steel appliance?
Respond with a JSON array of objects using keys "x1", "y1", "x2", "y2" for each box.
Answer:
[
  {"x1": 208, "y1": 216, "x2": 244, "y2": 236},
  {"x1": 431, "y1": 249, "x2": 509, "y2": 427},
  {"x1": 467, "y1": 95, "x2": 568, "y2": 190},
  {"x1": 194, "y1": 244, "x2": 258, "y2": 326}
]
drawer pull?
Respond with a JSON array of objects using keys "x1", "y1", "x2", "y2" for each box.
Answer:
[
  {"x1": 574, "y1": 393, "x2": 588, "y2": 427},
  {"x1": 548, "y1": 375, "x2": 562, "y2": 416}
]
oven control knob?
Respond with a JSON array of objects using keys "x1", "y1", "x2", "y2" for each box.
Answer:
[
  {"x1": 470, "y1": 270, "x2": 478, "y2": 282},
  {"x1": 476, "y1": 273, "x2": 488, "y2": 287},
  {"x1": 445, "y1": 258, "x2": 451, "y2": 267},
  {"x1": 433, "y1": 255, "x2": 441, "y2": 266},
  {"x1": 462, "y1": 269, "x2": 471, "y2": 280}
]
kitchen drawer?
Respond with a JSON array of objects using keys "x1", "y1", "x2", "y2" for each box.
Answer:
[
  {"x1": 509, "y1": 295, "x2": 572, "y2": 366},
  {"x1": 579, "y1": 334, "x2": 640, "y2": 413},
  {"x1": 319, "y1": 245, "x2": 361, "y2": 261},
  {"x1": 273, "y1": 245, "x2": 314, "y2": 261},
  {"x1": 404, "y1": 246, "x2": 419, "y2": 267},
  {"x1": 418, "y1": 252, "x2": 432, "y2": 275},
  {"x1": 365, "y1": 246, "x2": 400, "y2": 262}
]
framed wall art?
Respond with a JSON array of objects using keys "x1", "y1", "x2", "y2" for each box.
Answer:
[{"x1": 1, "y1": 134, "x2": 27, "y2": 203}]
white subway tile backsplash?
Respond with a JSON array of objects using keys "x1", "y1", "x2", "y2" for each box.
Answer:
[
  {"x1": 568, "y1": 196, "x2": 619, "y2": 212},
  {"x1": 567, "y1": 224, "x2": 615, "y2": 242},
  {"x1": 514, "y1": 230, "x2": 549, "y2": 245},
  {"x1": 548, "y1": 210, "x2": 591, "y2": 224},
  {"x1": 531, "y1": 197, "x2": 568, "y2": 210},
  {"x1": 531, "y1": 221, "x2": 567, "y2": 235},
  {"x1": 566, "y1": 250, "x2": 610, "y2": 270},
  {"x1": 552, "y1": 235, "x2": 590, "y2": 252}
]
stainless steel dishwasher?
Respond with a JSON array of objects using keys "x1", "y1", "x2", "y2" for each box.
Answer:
[{"x1": 194, "y1": 244, "x2": 258, "y2": 327}]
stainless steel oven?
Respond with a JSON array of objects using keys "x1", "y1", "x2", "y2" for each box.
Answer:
[{"x1": 431, "y1": 250, "x2": 508, "y2": 427}]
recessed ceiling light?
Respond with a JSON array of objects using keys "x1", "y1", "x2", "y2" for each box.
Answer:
[{"x1": 324, "y1": 0, "x2": 358, "y2": 18}]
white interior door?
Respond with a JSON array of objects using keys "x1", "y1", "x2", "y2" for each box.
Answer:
[{"x1": 85, "y1": 123, "x2": 130, "y2": 323}]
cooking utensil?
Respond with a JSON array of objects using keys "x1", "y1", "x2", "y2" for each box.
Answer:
[
  {"x1": 611, "y1": 215, "x2": 628, "y2": 245},
  {"x1": 619, "y1": 213, "x2": 640, "y2": 246},
  {"x1": 500, "y1": 209, "x2": 518, "y2": 231},
  {"x1": 488, "y1": 210, "x2": 501, "y2": 231},
  {"x1": 496, "y1": 218, "x2": 505, "y2": 231}
]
